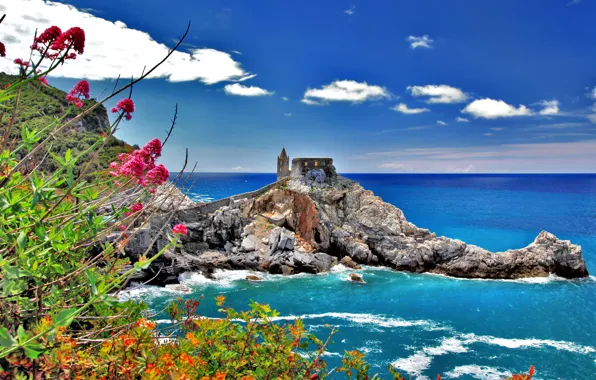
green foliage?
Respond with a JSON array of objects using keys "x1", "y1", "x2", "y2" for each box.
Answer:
[{"x1": 0, "y1": 72, "x2": 133, "y2": 177}]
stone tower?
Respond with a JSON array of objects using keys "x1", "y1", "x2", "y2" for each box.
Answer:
[{"x1": 277, "y1": 148, "x2": 291, "y2": 180}]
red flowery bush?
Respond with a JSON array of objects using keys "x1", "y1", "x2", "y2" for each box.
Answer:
[
  {"x1": 109, "y1": 138, "x2": 169, "y2": 189},
  {"x1": 0, "y1": 41, "x2": 5, "y2": 57}
]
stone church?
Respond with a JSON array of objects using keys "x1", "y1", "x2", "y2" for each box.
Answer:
[{"x1": 277, "y1": 148, "x2": 335, "y2": 181}]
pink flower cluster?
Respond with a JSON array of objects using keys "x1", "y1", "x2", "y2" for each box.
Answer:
[
  {"x1": 0, "y1": 42, "x2": 5, "y2": 58},
  {"x1": 125, "y1": 202, "x2": 143, "y2": 217},
  {"x1": 109, "y1": 138, "x2": 169, "y2": 191},
  {"x1": 111, "y1": 98, "x2": 135, "y2": 120},
  {"x1": 172, "y1": 224, "x2": 188, "y2": 236},
  {"x1": 66, "y1": 80, "x2": 90, "y2": 108},
  {"x1": 14, "y1": 58, "x2": 29, "y2": 67},
  {"x1": 31, "y1": 26, "x2": 85, "y2": 61}
]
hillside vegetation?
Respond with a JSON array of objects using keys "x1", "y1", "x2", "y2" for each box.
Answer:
[{"x1": 0, "y1": 72, "x2": 135, "y2": 176}]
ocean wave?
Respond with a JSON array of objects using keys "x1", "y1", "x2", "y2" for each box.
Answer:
[
  {"x1": 444, "y1": 365, "x2": 512, "y2": 379},
  {"x1": 268, "y1": 312, "x2": 441, "y2": 331},
  {"x1": 459, "y1": 333, "x2": 596, "y2": 354},
  {"x1": 393, "y1": 332, "x2": 595, "y2": 378}
]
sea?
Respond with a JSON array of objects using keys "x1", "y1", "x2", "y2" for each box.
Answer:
[{"x1": 120, "y1": 173, "x2": 596, "y2": 379}]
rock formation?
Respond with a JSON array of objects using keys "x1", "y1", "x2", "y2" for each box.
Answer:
[{"x1": 122, "y1": 176, "x2": 589, "y2": 286}]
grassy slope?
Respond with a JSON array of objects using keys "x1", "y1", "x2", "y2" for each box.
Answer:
[{"x1": 0, "y1": 72, "x2": 136, "y2": 176}]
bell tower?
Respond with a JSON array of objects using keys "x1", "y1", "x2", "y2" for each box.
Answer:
[{"x1": 277, "y1": 148, "x2": 290, "y2": 181}]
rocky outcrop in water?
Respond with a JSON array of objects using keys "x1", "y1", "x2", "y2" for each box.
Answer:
[{"x1": 123, "y1": 176, "x2": 589, "y2": 285}]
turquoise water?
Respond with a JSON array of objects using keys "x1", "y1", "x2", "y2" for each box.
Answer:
[{"x1": 126, "y1": 174, "x2": 596, "y2": 379}]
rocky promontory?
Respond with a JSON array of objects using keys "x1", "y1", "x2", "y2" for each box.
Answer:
[{"x1": 124, "y1": 176, "x2": 589, "y2": 285}]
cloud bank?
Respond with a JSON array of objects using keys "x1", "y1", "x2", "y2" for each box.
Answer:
[
  {"x1": 224, "y1": 83, "x2": 273, "y2": 96},
  {"x1": 0, "y1": 0, "x2": 254, "y2": 84},
  {"x1": 392, "y1": 103, "x2": 430, "y2": 114},
  {"x1": 408, "y1": 85, "x2": 468, "y2": 104}
]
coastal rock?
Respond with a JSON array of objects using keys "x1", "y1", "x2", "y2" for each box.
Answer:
[
  {"x1": 246, "y1": 274, "x2": 264, "y2": 281},
  {"x1": 339, "y1": 256, "x2": 362, "y2": 270},
  {"x1": 122, "y1": 175, "x2": 588, "y2": 286},
  {"x1": 349, "y1": 273, "x2": 365, "y2": 283}
]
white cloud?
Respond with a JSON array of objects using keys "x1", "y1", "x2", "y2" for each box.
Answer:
[
  {"x1": 406, "y1": 35, "x2": 433, "y2": 49},
  {"x1": 392, "y1": 103, "x2": 430, "y2": 114},
  {"x1": 408, "y1": 85, "x2": 468, "y2": 104},
  {"x1": 589, "y1": 86, "x2": 596, "y2": 100},
  {"x1": 483, "y1": 133, "x2": 494, "y2": 136},
  {"x1": 231, "y1": 166, "x2": 245, "y2": 171},
  {"x1": 284, "y1": 113, "x2": 292, "y2": 117},
  {"x1": 490, "y1": 127, "x2": 504, "y2": 131},
  {"x1": 282, "y1": 96, "x2": 289, "y2": 101},
  {"x1": 344, "y1": 5, "x2": 356, "y2": 15},
  {"x1": 456, "y1": 117, "x2": 469, "y2": 123},
  {"x1": 539, "y1": 100, "x2": 560, "y2": 115},
  {"x1": 224, "y1": 83, "x2": 273, "y2": 96},
  {"x1": 0, "y1": 0, "x2": 255, "y2": 84},
  {"x1": 588, "y1": 114, "x2": 596, "y2": 123},
  {"x1": 437, "y1": 120, "x2": 447, "y2": 126},
  {"x1": 302, "y1": 80, "x2": 389, "y2": 104},
  {"x1": 462, "y1": 98, "x2": 532, "y2": 119}
]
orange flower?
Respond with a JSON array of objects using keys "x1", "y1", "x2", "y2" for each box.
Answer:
[
  {"x1": 529, "y1": 366, "x2": 535, "y2": 377},
  {"x1": 214, "y1": 372, "x2": 227, "y2": 380},
  {"x1": 215, "y1": 295, "x2": 226, "y2": 306},
  {"x1": 179, "y1": 353, "x2": 194, "y2": 365},
  {"x1": 186, "y1": 332, "x2": 200, "y2": 346}
]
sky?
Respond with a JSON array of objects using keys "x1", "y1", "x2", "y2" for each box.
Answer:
[{"x1": 1, "y1": 0, "x2": 596, "y2": 173}]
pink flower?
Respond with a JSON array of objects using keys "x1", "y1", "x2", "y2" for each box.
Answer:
[
  {"x1": 51, "y1": 27, "x2": 85, "y2": 55},
  {"x1": 112, "y1": 98, "x2": 135, "y2": 120},
  {"x1": 141, "y1": 139, "x2": 162, "y2": 160},
  {"x1": 148, "y1": 188, "x2": 156, "y2": 194},
  {"x1": 65, "y1": 80, "x2": 90, "y2": 107},
  {"x1": 38, "y1": 77, "x2": 49, "y2": 86},
  {"x1": 120, "y1": 225, "x2": 127, "y2": 231},
  {"x1": 71, "y1": 80, "x2": 90, "y2": 99},
  {"x1": 35, "y1": 26, "x2": 62, "y2": 45},
  {"x1": 131, "y1": 203, "x2": 143, "y2": 213},
  {"x1": 172, "y1": 224, "x2": 187, "y2": 236},
  {"x1": 118, "y1": 156, "x2": 146, "y2": 178},
  {"x1": 145, "y1": 164, "x2": 169, "y2": 186},
  {"x1": 0, "y1": 42, "x2": 5, "y2": 58},
  {"x1": 14, "y1": 58, "x2": 29, "y2": 67}
]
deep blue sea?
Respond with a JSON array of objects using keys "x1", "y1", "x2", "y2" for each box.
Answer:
[{"x1": 123, "y1": 174, "x2": 596, "y2": 379}]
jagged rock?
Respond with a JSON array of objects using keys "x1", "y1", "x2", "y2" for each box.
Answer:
[
  {"x1": 246, "y1": 275, "x2": 264, "y2": 281},
  {"x1": 121, "y1": 175, "x2": 588, "y2": 287},
  {"x1": 340, "y1": 256, "x2": 362, "y2": 269},
  {"x1": 267, "y1": 212, "x2": 286, "y2": 226},
  {"x1": 241, "y1": 235, "x2": 259, "y2": 252},
  {"x1": 349, "y1": 273, "x2": 365, "y2": 283}
]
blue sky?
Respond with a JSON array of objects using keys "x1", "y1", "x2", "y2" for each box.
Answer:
[{"x1": 2, "y1": 0, "x2": 596, "y2": 173}]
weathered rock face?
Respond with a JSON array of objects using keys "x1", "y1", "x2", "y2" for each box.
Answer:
[{"x1": 122, "y1": 176, "x2": 589, "y2": 286}]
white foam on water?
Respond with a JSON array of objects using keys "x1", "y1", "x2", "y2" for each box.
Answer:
[
  {"x1": 459, "y1": 333, "x2": 596, "y2": 354},
  {"x1": 392, "y1": 352, "x2": 432, "y2": 379},
  {"x1": 267, "y1": 312, "x2": 440, "y2": 330},
  {"x1": 444, "y1": 365, "x2": 512, "y2": 379},
  {"x1": 116, "y1": 283, "x2": 190, "y2": 302},
  {"x1": 420, "y1": 271, "x2": 593, "y2": 285},
  {"x1": 393, "y1": 331, "x2": 596, "y2": 378},
  {"x1": 179, "y1": 269, "x2": 263, "y2": 287},
  {"x1": 321, "y1": 351, "x2": 342, "y2": 358}
]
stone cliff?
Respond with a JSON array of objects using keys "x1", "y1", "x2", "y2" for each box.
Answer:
[{"x1": 124, "y1": 176, "x2": 589, "y2": 285}]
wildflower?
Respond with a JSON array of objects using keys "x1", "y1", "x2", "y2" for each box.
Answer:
[
  {"x1": 35, "y1": 26, "x2": 62, "y2": 45},
  {"x1": 111, "y1": 98, "x2": 135, "y2": 120},
  {"x1": 186, "y1": 332, "x2": 200, "y2": 346},
  {"x1": 0, "y1": 42, "x2": 5, "y2": 57},
  {"x1": 125, "y1": 202, "x2": 143, "y2": 216},
  {"x1": 144, "y1": 164, "x2": 169, "y2": 186},
  {"x1": 51, "y1": 27, "x2": 85, "y2": 55},
  {"x1": 529, "y1": 366, "x2": 535, "y2": 377},
  {"x1": 179, "y1": 353, "x2": 194, "y2": 365},
  {"x1": 142, "y1": 138, "x2": 163, "y2": 160},
  {"x1": 120, "y1": 225, "x2": 127, "y2": 231},
  {"x1": 38, "y1": 76, "x2": 49, "y2": 86},
  {"x1": 66, "y1": 80, "x2": 90, "y2": 107},
  {"x1": 135, "y1": 318, "x2": 156, "y2": 329},
  {"x1": 214, "y1": 373, "x2": 227, "y2": 380},
  {"x1": 69, "y1": 80, "x2": 90, "y2": 99},
  {"x1": 14, "y1": 58, "x2": 29, "y2": 67},
  {"x1": 100, "y1": 132, "x2": 107, "y2": 138},
  {"x1": 119, "y1": 156, "x2": 146, "y2": 178},
  {"x1": 148, "y1": 187, "x2": 156, "y2": 194},
  {"x1": 172, "y1": 224, "x2": 187, "y2": 236}
]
